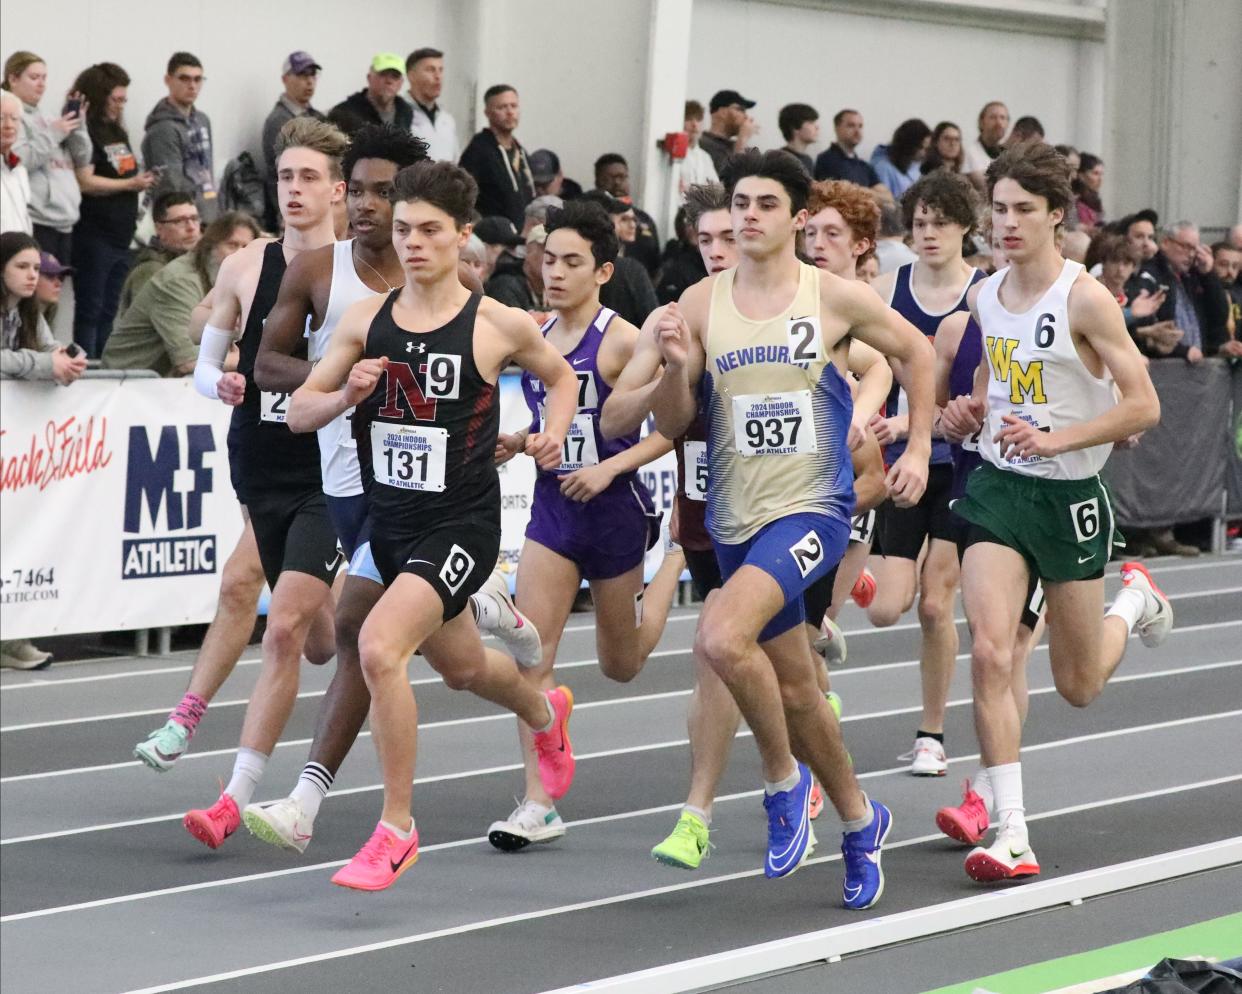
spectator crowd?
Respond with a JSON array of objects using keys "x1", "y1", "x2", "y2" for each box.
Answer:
[{"x1": 3, "y1": 42, "x2": 1242, "y2": 663}]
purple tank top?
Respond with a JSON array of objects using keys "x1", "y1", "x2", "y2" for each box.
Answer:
[
  {"x1": 948, "y1": 314, "x2": 983, "y2": 500},
  {"x1": 520, "y1": 307, "x2": 638, "y2": 476}
]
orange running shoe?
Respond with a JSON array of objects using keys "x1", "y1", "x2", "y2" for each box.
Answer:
[
  {"x1": 331, "y1": 821, "x2": 420, "y2": 891},
  {"x1": 850, "y1": 569, "x2": 876, "y2": 609}
]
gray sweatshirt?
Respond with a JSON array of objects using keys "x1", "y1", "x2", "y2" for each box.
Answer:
[
  {"x1": 14, "y1": 101, "x2": 91, "y2": 232},
  {"x1": 141, "y1": 98, "x2": 218, "y2": 222},
  {"x1": 1, "y1": 307, "x2": 57, "y2": 379}
]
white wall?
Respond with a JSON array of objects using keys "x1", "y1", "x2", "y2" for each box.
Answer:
[
  {"x1": 688, "y1": 0, "x2": 1106, "y2": 162},
  {"x1": 0, "y1": 0, "x2": 461, "y2": 175}
]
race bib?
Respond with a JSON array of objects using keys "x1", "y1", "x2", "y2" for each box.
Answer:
[
  {"x1": 787, "y1": 315, "x2": 823, "y2": 363},
  {"x1": 732, "y1": 390, "x2": 817, "y2": 457},
  {"x1": 548, "y1": 411, "x2": 599, "y2": 471},
  {"x1": 682, "y1": 440, "x2": 708, "y2": 501},
  {"x1": 260, "y1": 391, "x2": 291, "y2": 424},
  {"x1": 849, "y1": 508, "x2": 876, "y2": 544},
  {"x1": 1000, "y1": 409, "x2": 1049, "y2": 466},
  {"x1": 370, "y1": 422, "x2": 447, "y2": 492}
]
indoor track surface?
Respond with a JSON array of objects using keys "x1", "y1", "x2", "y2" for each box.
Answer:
[{"x1": 2, "y1": 554, "x2": 1239, "y2": 993}]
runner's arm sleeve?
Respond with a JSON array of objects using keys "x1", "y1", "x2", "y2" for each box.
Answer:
[{"x1": 193, "y1": 324, "x2": 234, "y2": 399}]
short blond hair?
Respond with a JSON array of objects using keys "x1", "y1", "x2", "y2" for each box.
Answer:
[{"x1": 275, "y1": 117, "x2": 349, "y2": 180}]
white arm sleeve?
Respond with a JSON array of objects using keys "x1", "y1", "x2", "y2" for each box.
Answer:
[{"x1": 194, "y1": 324, "x2": 235, "y2": 399}]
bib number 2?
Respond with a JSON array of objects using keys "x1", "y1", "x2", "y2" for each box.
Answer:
[{"x1": 260, "y1": 391, "x2": 290, "y2": 424}]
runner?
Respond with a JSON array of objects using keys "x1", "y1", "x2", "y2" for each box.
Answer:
[
  {"x1": 287, "y1": 160, "x2": 579, "y2": 891},
  {"x1": 649, "y1": 150, "x2": 935, "y2": 909},
  {"x1": 940, "y1": 142, "x2": 1170, "y2": 882},
  {"x1": 485, "y1": 199, "x2": 685, "y2": 851},
  {"x1": 864, "y1": 171, "x2": 985, "y2": 776},
  {"x1": 241, "y1": 126, "x2": 539, "y2": 853},
  {"x1": 181, "y1": 118, "x2": 348, "y2": 848}
]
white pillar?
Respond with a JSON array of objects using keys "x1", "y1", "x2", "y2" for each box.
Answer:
[{"x1": 638, "y1": 0, "x2": 696, "y2": 241}]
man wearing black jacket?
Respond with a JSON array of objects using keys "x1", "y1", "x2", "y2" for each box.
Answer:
[
  {"x1": 1127, "y1": 220, "x2": 1229, "y2": 361},
  {"x1": 327, "y1": 55, "x2": 413, "y2": 137},
  {"x1": 592, "y1": 153, "x2": 660, "y2": 276},
  {"x1": 581, "y1": 191, "x2": 658, "y2": 327},
  {"x1": 459, "y1": 84, "x2": 534, "y2": 229}
]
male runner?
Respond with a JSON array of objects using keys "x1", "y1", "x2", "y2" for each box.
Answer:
[
  {"x1": 288, "y1": 161, "x2": 579, "y2": 891},
  {"x1": 940, "y1": 142, "x2": 1170, "y2": 881},
  {"x1": 242, "y1": 127, "x2": 538, "y2": 852},
  {"x1": 864, "y1": 171, "x2": 984, "y2": 776},
  {"x1": 484, "y1": 200, "x2": 685, "y2": 850},
  {"x1": 650, "y1": 150, "x2": 935, "y2": 909},
  {"x1": 180, "y1": 118, "x2": 348, "y2": 848}
]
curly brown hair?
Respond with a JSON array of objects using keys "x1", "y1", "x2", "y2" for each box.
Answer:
[
  {"x1": 986, "y1": 141, "x2": 1074, "y2": 225},
  {"x1": 806, "y1": 180, "x2": 881, "y2": 261},
  {"x1": 900, "y1": 170, "x2": 979, "y2": 233}
]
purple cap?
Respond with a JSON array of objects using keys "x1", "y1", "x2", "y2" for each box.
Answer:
[
  {"x1": 39, "y1": 251, "x2": 73, "y2": 278},
  {"x1": 282, "y1": 51, "x2": 322, "y2": 76}
]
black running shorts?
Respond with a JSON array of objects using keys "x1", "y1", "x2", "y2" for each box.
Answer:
[
  {"x1": 249, "y1": 489, "x2": 341, "y2": 591},
  {"x1": 370, "y1": 521, "x2": 500, "y2": 622},
  {"x1": 876, "y1": 462, "x2": 955, "y2": 560}
]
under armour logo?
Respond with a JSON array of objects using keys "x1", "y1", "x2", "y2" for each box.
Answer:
[{"x1": 405, "y1": 341, "x2": 426, "y2": 354}]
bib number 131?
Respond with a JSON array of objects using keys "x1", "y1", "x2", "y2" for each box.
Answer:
[{"x1": 371, "y1": 423, "x2": 447, "y2": 492}]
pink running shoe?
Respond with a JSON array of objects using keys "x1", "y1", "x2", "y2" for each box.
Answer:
[
  {"x1": 331, "y1": 822, "x2": 420, "y2": 891},
  {"x1": 850, "y1": 569, "x2": 877, "y2": 609},
  {"x1": 808, "y1": 780, "x2": 824, "y2": 821},
  {"x1": 183, "y1": 792, "x2": 240, "y2": 850},
  {"x1": 533, "y1": 686, "x2": 575, "y2": 800},
  {"x1": 935, "y1": 779, "x2": 990, "y2": 846}
]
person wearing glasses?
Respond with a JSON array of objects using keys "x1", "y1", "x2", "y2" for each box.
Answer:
[
  {"x1": 117, "y1": 191, "x2": 200, "y2": 314},
  {"x1": 142, "y1": 52, "x2": 217, "y2": 221}
]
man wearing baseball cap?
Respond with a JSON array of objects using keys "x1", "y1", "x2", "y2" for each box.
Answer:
[
  {"x1": 261, "y1": 52, "x2": 327, "y2": 227},
  {"x1": 328, "y1": 53, "x2": 413, "y2": 137},
  {"x1": 700, "y1": 89, "x2": 757, "y2": 173}
]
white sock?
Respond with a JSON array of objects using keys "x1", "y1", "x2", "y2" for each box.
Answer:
[
  {"x1": 380, "y1": 817, "x2": 415, "y2": 840},
  {"x1": 842, "y1": 792, "x2": 875, "y2": 834},
  {"x1": 764, "y1": 765, "x2": 801, "y2": 796},
  {"x1": 535, "y1": 695, "x2": 556, "y2": 733},
  {"x1": 470, "y1": 591, "x2": 503, "y2": 632},
  {"x1": 683, "y1": 804, "x2": 711, "y2": 826},
  {"x1": 224, "y1": 747, "x2": 268, "y2": 809},
  {"x1": 987, "y1": 761, "x2": 1025, "y2": 831},
  {"x1": 972, "y1": 767, "x2": 995, "y2": 812},
  {"x1": 290, "y1": 762, "x2": 334, "y2": 822},
  {"x1": 1105, "y1": 586, "x2": 1146, "y2": 632}
]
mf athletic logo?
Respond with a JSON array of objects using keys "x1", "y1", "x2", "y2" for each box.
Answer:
[{"x1": 122, "y1": 425, "x2": 218, "y2": 580}]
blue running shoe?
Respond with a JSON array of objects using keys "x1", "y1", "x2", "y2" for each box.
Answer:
[
  {"x1": 842, "y1": 798, "x2": 892, "y2": 910},
  {"x1": 762, "y1": 763, "x2": 815, "y2": 879}
]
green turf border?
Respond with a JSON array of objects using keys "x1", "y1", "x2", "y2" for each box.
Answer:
[{"x1": 922, "y1": 912, "x2": 1242, "y2": 994}]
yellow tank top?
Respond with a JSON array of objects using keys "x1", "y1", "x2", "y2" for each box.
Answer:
[{"x1": 703, "y1": 262, "x2": 855, "y2": 543}]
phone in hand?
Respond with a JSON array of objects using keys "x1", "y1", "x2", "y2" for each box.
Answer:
[
  {"x1": 62, "y1": 96, "x2": 82, "y2": 118},
  {"x1": 66, "y1": 342, "x2": 85, "y2": 359}
]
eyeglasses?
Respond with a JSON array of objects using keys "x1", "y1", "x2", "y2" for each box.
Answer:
[
  {"x1": 174, "y1": 74, "x2": 205, "y2": 84},
  {"x1": 158, "y1": 215, "x2": 201, "y2": 227},
  {"x1": 1167, "y1": 238, "x2": 1198, "y2": 253}
]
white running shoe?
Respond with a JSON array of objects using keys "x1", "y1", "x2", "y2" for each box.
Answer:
[
  {"x1": 909, "y1": 736, "x2": 948, "y2": 777},
  {"x1": 242, "y1": 796, "x2": 314, "y2": 854},
  {"x1": 487, "y1": 799, "x2": 566, "y2": 852},
  {"x1": 477, "y1": 565, "x2": 543, "y2": 667},
  {"x1": 1119, "y1": 561, "x2": 1173, "y2": 648},
  {"x1": 813, "y1": 616, "x2": 848, "y2": 667},
  {"x1": 964, "y1": 817, "x2": 1040, "y2": 882}
]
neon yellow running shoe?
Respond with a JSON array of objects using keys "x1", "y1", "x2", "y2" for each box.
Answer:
[
  {"x1": 651, "y1": 810, "x2": 710, "y2": 870},
  {"x1": 827, "y1": 690, "x2": 842, "y2": 720}
]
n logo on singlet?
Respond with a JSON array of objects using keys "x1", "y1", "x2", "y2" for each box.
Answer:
[
  {"x1": 986, "y1": 337, "x2": 1047, "y2": 405},
  {"x1": 378, "y1": 362, "x2": 438, "y2": 421}
]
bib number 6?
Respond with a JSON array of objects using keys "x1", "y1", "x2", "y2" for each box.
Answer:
[{"x1": 1070, "y1": 497, "x2": 1100, "y2": 543}]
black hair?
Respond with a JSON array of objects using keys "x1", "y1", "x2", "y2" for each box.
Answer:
[
  {"x1": 778, "y1": 103, "x2": 818, "y2": 141},
  {"x1": 390, "y1": 160, "x2": 478, "y2": 227},
  {"x1": 405, "y1": 48, "x2": 443, "y2": 71},
  {"x1": 483, "y1": 84, "x2": 515, "y2": 104},
  {"x1": 343, "y1": 124, "x2": 430, "y2": 181},
  {"x1": 594, "y1": 152, "x2": 627, "y2": 175},
  {"x1": 0, "y1": 230, "x2": 43, "y2": 350},
  {"x1": 888, "y1": 118, "x2": 932, "y2": 174},
  {"x1": 720, "y1": 148, "x2": 810, "y2": 215},
  {"x1": 833, "y1": 108, "x2": 859, "y2": 127},
  {"x1": 166, "y1": 52, "x2": 201, "y2": 75},
  {"x1": 900, "y1": 170, "x2": 979, "y2": 233},
  {"x1": 544, "y1": 199, "x2": 619, "y2": 268},
  {"x1": 153, "y1": 191, "x2": 195, "y2": 222},
  {"x1": 1009, "y1": 116, "x2": 1045, "y2": 142},
  {"x1": 70, "y1": 62, "x2": 132, "y2": 147}
]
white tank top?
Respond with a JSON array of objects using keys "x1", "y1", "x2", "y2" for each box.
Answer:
[
  {"x1": 312, "y1": 239, "x2": 379, "y2": 497},
  {"x1": 976, "y1": 259, "x2": 1116, "y2": 480}
]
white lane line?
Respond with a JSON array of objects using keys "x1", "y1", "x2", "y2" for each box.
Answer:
[
  {"x1": 55, "y1": 773, "x2": 1242, "y2": 993},
  {"x1": 1, "y1": 686, "x2": 1236, "y2": 852},
  {"x1": 5, "y1": 568, "x2": 1236, "y2": 692},
  {"x1": 5, "y1": 584, "x2": 1238, "y2": 731},
  {"x1": 3, "y1": 631, "x2": 1238, "y2": 787}
]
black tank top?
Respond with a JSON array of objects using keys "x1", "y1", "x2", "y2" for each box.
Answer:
[
  {"x1": 229, "y1": 241, "x2": 322, "y2": 496},
  {"x1": 353, "y1": 290, "x2": 500, "y2": 532}
]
